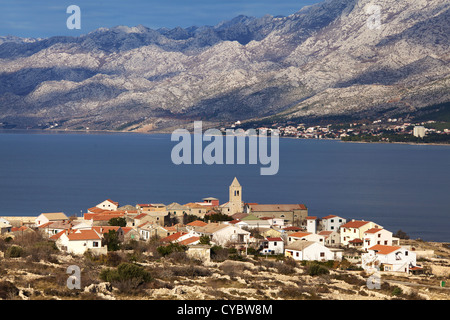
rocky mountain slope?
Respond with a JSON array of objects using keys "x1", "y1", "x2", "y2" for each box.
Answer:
[{"x1": 0, "y1": 0, "x2": 449, "y2": 131}]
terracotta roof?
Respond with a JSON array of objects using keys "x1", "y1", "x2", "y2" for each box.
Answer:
[
  {"x1": 306, "y1": 216, "x2": 317, "y2": 220},
  {"x1": 161, "y1": 232, "x2": 187, "y2": 243},
  {"x1": 364, "y1": 228, "x2": 383, "y2": 234},
  {"x1": 92, "y1": 226, "x2": 120, "y2": 234},
  {"x1": 91, "y1": 213, "x2": 124, "y2": 221},
  {"x1": 38, "y1": 222, "x2": 54, "y2": 228},
  {"x1": 322, "y1": 215, "x2": 337, "y2": 220},
  {"x1": 318, "y1": 231, "x2": 333, "y2": 236},
  {"x1": 341, "y1": 220, "x2": 370, "y2": 229},
  {"x1": 283, "y1": 226, "x2": 302, "y2": 231},
  {"x1": 187, "y1": 220, "x2": 208, "y2": 227},
  {"x1": 11, "y1": 226, "x2": 29, "y2": 232},
  {"x1": 88, "y1": 207, "x2": 107, "y2": 214},
  {"x1": 134, "y1": 213, "x2": 148, "y2": 220},
  {"x1": 50, "y1": 230, "x2": 66, "y2": 240},
  {"x1": 349, "y1": 238, "x2": 363, "y2": 243},
  {"x1": 369, "y1": 244, "x2": 402, "y2": 255},
  {"x1": 289, "y1": 232, "x2": 312, "y2": 238},
  {"x1": 179, "y1": 236, "x2": 200, "y2": 246},
  {"x1": 67, "y1": 229, "x2": 101, "y2": 241},
  {"x1": 266, "y1": 237, "x2": 283, "y2": 242},
  {"x1": 105, "y1": 199, "x2": 119, "y2": 206}
]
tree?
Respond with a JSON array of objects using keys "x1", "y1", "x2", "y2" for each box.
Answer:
[
  {"x1": 394, "y1": 230, "x2": 410, "y2": 240},
  {"x1": 108, "y1": 217, "x2": 127, "y2": 227},
  {"x1": 104, "y1": 230, "x2": 120, "y2": 251},
  {"x1": 199, "y1": 235, "x2": 211, "y2": 245}
]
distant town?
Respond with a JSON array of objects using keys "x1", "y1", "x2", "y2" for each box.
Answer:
[{"x1": 226, "y1": 118, "x2": 450, "y2": 144}]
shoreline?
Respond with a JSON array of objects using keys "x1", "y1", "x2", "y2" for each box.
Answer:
[{"x1": 1, "y1": 128, "x2": 449, "y2": 146}]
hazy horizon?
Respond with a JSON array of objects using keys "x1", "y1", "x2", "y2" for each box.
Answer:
[{"x1": 1, "y1": 0, "x2": 319, "y2": 38}]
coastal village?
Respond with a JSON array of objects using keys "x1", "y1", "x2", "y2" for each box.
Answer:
[{"x1": 0, "y1": 177, "x2": 449, "y2": 300}]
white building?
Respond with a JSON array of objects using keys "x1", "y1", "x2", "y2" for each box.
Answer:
[
  {"x1": 193, "y1": 223, "x2": 250, "y2": 247},
  {"x1": 340, "y1": 220, "x2": 382, "y2": 246},
  {"x1": 35, "y1": 212, "x2": 69, "y2": 227},
  {"x1": 306, "y1": 216, "x2": 318, "y2": 233},
  {"x1": 363, "y1": 228, "x2": 395, "y2": 251},
  {"x1": 260, "y1": 237, "x2": 284, "y2": 255},
  {"x1": 288, "y1": 231, "x2": 326, "y2": 245},
  {"x1": 413, "y1": 126, "x2": 426, "y2": 138},
  {"x1": 95, "y1": 199, "x2": 119, "y2": 211},
  {"x1": 285, "y1": 241, "x2": 337, "y2": 261},
  {"x1": 55, "y1": 229, "x2": 107, "y2": 256},
  {"x1": 321, "y1": 215, "x2": 346, "y2": 232},
  {"x1": 362, "y1": 245, "x2": 419, "y2": 273}
]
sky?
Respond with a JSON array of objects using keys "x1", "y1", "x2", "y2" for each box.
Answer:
[{"x1": 0, "y1": 0, "x2": 320, "y2": 38}]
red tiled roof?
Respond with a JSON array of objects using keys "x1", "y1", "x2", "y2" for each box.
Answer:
[
  {"x1": 161, "y1": 232, "x2": 187, "y2": 243},
  {"x1": 369, "y1": 244, "x2": 401, "y2": 255},
  {"x1": 364, "y1": 228, "x2": 383, "y2": 234},
  {"x1": 187, "y1": 220, "x2": 208, "y2": 227},
  {"x1": 67, "y1": 229, "x2": 101, "y2": 241},
  {"x1": 289, "y1": 232, "x2": 312, "y2": 238},
  {"x1": 322, "y1": 215, "x2": 337, "y2": 220},
  {"x1": 341, "y1": 220, "x2": 370, "y2": 229},
  {"x1": 306, "y1": 216, "x2": 317, "y2": 220},
  {"x1": 267, "y1": 237, "x2": 283, "y2": 241},
  {"x1": 50, "y1": 230, "x2": 66, "y2": 240},
  {"x1": 134, "y1": 213, "x2": 148, "y2": 220},
  {"x1": 283, "y1": 226, "x2": 302, "y2": 231},
  {"x1": 178, "y1": 236, "x2": 200, "y2": 246}
]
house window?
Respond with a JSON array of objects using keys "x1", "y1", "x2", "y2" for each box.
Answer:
[
  {"x1": 384, "y1": 241, "x2": 388, "y2": 245},
  {"x1": 320, "y1": 252, "x2": 325, "y2": 257},
  {"x1": 296, "y1": 252, "x2": 299, "y2": 257},
  {"x1": 331, "y1": 226, "x2": 334, "y2": 230},
  {"x1": 405, "y1": 251, "x2": 408, "y2": 256},
  {"x1": 330, "y1": 219, "x2": 334, "y2": 223},
  {"x1": 93, "y1": 241, "x2": 99, "y2": 247},
  {"x1": 339, "y1": 219, "x2": 342, "y2": 223},
  {"x1": 274, "y1": 242, "x2": 277, "y2": 246},
  {"x1": 378, "y1": 234, "x2": 381, "y2": 238}
]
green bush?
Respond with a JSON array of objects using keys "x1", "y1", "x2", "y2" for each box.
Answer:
[
  {"x1": 157, "y1": 243, "x2": 187, "y2": 257},
  {"x1": 6, "y1": 245, "x2": 23, "y2": 258},
  {"x1": 100, "y1": 263, "x2": 152, "y2": 284},
  {"x1": 392, "y1": 287, "x2": 403, "y2": 296},
  {"x1": 306, "y1": 262, "x2": 329, "y2": 276}
]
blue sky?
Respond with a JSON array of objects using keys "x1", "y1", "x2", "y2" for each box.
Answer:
[{"x1": 0, "y1": 0, "x2": 319, "y2": 38}]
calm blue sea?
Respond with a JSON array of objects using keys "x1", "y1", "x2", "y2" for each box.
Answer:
[{"x1": 0, "y1": 130, "x2": 448, "y2": 242}]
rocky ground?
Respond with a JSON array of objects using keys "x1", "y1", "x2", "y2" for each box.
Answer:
[{"x1": 0, "y1": 238, "x2": 448, "y2": 301}]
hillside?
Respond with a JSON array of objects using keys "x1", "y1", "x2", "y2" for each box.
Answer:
[{"x1": 0, "y1": 0, "x2": 449, "y2": 132}]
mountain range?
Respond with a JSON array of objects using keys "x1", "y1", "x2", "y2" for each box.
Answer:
[{"x1": 1, "y1": 0, "x2": 449, "y2": 132}]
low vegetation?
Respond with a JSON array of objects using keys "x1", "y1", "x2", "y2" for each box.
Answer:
[{"x1": 0, "y1": 233, "x2": 448, "y2": 300}]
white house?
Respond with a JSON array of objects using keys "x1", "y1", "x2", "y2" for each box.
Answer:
[
  {"x1": 340, "y1": 220, "x2": 382, "y2": 246},
  {"x1": 362, "y1": 245, "x2": 419, "y2": 273},
  {"x1": 288, "y1": 231, "x2": 326, "y2": 245},
  {"x1": 285, "y1": 241, "x2": 337, "y2": 261},
  {"x1": 193, "y1": 223, "x2": 250, "y2": 246},
  {"x1": 306, "y1": 216, "x2": 318, "y2": 233},
  {"x1": 0, "y1": 218, "x2": 12, "y2": 234},
  {"x1": 363, "y1": 228, "x2": 394, "y2": 251},
  {"x1": 55, "y1": 229, "x2": 106, "y2": 255},
  {"x1": 321, "y1": 215, "x2": 346, "y2": 232},
  {"x1": 260, "y1": 237, "x2": 284, "y2": 255},
  {"x1": 95, "y1": 199, "x2": 119, "y2": 211},
  {"x1": 35, "y1": 212, "x2": 69, "y2": 227}
]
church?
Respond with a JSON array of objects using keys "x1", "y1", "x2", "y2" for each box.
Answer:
[{"x1": 219, "y1": 177, "x2": 244, "y2": 216}]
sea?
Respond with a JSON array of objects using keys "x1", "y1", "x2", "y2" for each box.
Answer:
[{"x1": 0, "y1": 130, "x2": 448, "y2": 242}]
